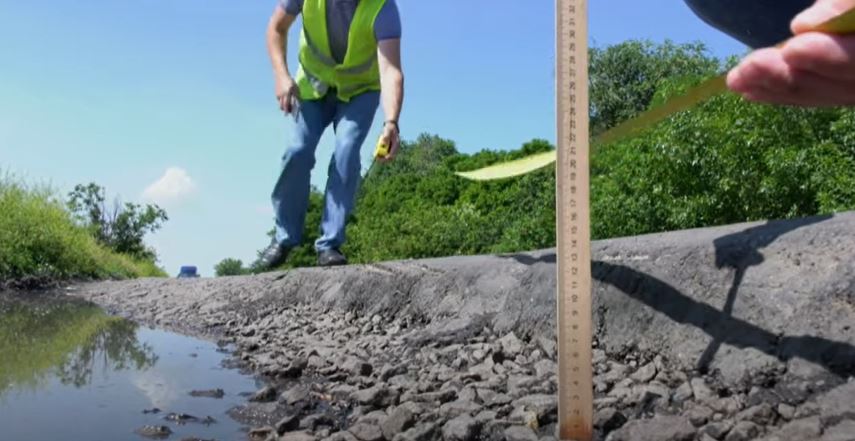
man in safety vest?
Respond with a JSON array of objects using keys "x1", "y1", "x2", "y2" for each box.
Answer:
[
  {"x1": 687, "y1": 0, "x2": 855, "y2": 107},
  {"x1": 256, "y1": 0, "x2": 403, "y2": 269}
]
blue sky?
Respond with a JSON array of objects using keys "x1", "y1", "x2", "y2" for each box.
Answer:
[{"x1": 0, "y1": 1, "x2": 750, "y2": 276}]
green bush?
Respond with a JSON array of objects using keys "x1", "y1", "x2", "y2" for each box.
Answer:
[
  {"x1": 214, "y1": 258, "x2": 250, "y2": 277},
  {"x1": 0, "y1": 176, "x2": 166, "y2": 282}
]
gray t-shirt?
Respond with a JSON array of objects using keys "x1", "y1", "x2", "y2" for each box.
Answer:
[{"x1": 280, "y1": 0, "x2": 401, "y2": 64}]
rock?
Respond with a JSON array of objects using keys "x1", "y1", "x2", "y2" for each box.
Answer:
[
  {"x1": 300, "y1": 413, "x2": 336, "y2": 431},
  {"x1": 691, "y1": 378, "x2": 717, "y2": 403},
  {"x1": 322, "y1": 432, "x2": 359, "y2": 441},
  {"x1": 769, "y1": 416, "x2": 822, "y2": 440},
  {"x1": 736, "y1": 403, "x2": 775, "y2": 426},
  {"x1": 356, "y1": 410, "x2": 388, "y2": 425},
  {"x1": 458, "y1": 387, "x2": 477, "y2": 403},
  {"x1": 777, "y1": 403, "x2": 795, "y2": 421},
  {"x1": 602, "y1": 363, "x2": 630, "y2": 385},
  {"x1": 508, "y1": 407, "x2": 539, "y2": 430},
  {"x1": 608, "y1": 415, "x2": 695, "y2": 441},
  {"x1": 710, "y1": 397, "x2": 743, "y2": 416},
  {"x1": 704, "y1": 421, "x2": 734, "y2": 440},
  {"x1": 414, "y1": 388, "x2": 458, "y2": 404},
  {"x1": 536, "y1": 337, "x2": 556, "y2": 359},
  {"x1": 280, "y1": 432, "x2": 318, "y2": 441},
  {"x1": 381, "y1": 406, "x2": 416, "y2": 440},
  {"x1": 248, "y1": 426, "x2": 275, "y2": 440},
  {"x1": 276, "y1": 414, "x2": 301, "y2": 434},
  {"x1": 794, "y1": 402, "x2": 820, "y2": 419},
  {"x1": 821, "y1": 420, "x2": 855, "y2": 441},
  {"x1": 439, "y1": 400, "x2": 483, "y2": 418},
  {"x1": 688, "y1": 405, "x2": 714, "y2": 427},
  {"x1": 488, "y1": 393, "x2": 513, "y2": 407},
  {"x1": 631, "y1": 363, "x2": 657, "y2": 383},
  {"x1": 308, "y1": 355, "x2": 326, "y2": 370},
  {"x1": 380, "y1": 363, "x2": 408, "y2": 381},
  {"x1": 508, "y1": 376, "x2": 541, "y2": 396},
  {"x1": 499, "y1": 333, "x2": 524, "y2": 357},
  {"x1": 134, "y1": 425, "x2": 172, "y2": 439},
  {"x1": 281, "y1": 385, "x2": 311, "y2": 405},
  {"x1": 352, "y1": 385, "x2": 393, "y2": 407},
  {"x1": 817, "y1": 382, "x2": 855, "y2": 425},
  {"x1": 475, "y1": 410, "x2": 498, "y2": 423},
  {"x1": 608, "y1": 384, "x2": 633, "y2": 403},
  {"x1": 723, "y1": 421, "x2": 760, "y2": 441},
  {"x1": 632, "y1": 382, "x2": 671, "y2": 411},
  {"x1": 164, "y1": 412, "x2": 200, "y2": 424},
  {"x1": 250, "y1": 386, "x2": 278, "y2": 403},
  {"x1": 593, "y1": 407, "x2": 627, "y2": 434},
  {"x1": 673, "y1": 382, "x2": 693, "y2": 404},
  {"x1": 189, "y1": 389, "x2": 225, "y2": 399},
  {"x1": 348, "y1": 423, "x2": 384, "y2": 441},
  {"x1": 330, "y1": 384, "x2": 359, "y2": 398},
  {"x1": 503, "y1": 426, "x2": 538, "y2": 441},
  {"x1": 281, "y1": 357, "x2": 308, "y2": 377},
  {"x1": 747, "y1": 388, "x2": 781, "y2": 408},
  {"x1": 342, "y1": 357, "x2": 373, "y2": 377},
  {"x1": 533, "y1": 359, "x2": 556, "y2": 378},
  {"x1": 392, "y1": 422, "x2": 439, "y2": 441},
  {"x1": 442, "y1": 415, "x2": 481, "y2": 441},
  {"x1": 513, "y1": 394, "x2": 558, "y2": 424},
  {"x1": 476, "y1": 388, "x2": 497, "y2": 404}
]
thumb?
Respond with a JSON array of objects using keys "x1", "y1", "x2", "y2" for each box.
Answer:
[{"x1": 792, "y1": 0, "x2": 855, "y2": 33}]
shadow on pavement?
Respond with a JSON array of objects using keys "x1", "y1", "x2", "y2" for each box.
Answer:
[{"x1": 501, "y1": 214, "x2": 854, "y2": 377}]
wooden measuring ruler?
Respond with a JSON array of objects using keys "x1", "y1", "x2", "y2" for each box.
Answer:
[{"x1": 555, "y1": 1, "x2": 593, "y2": 440}]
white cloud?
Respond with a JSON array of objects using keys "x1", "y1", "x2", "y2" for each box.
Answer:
[
  {"x1": 132, "y1": 370, "x2": 179, "y2": 410},
  {"x1": 142, "y1": 167, "x2": 196, "y2": 205}
]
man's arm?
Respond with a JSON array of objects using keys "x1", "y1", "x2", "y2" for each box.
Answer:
[
  {"x1": 727, "y1": 0, "x2": 855, "y2": 106},
  {"x1": 377, "y1": 38, "x2": 404, "y2": 161},
  {"x1": 266, "y1": 5, "x2": 299, "y2": 113}
]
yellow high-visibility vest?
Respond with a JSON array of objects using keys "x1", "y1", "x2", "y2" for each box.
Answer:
[{"x1": 296, "y1": 0, "x2": 387, "y2": 102}]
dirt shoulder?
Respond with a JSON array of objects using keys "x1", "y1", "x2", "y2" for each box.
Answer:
[{"x1": 69, "y1": 211, "x2": 855, "y2": 440}]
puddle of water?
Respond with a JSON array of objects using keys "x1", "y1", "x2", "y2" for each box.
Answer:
[{"x1": 0, "y1": 294, "x2": 262, "y2": 441}]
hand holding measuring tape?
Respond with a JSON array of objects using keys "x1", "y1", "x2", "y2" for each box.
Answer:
[
  {"x1": 374, "y1": 121, "x2": 400, "y2": 162},
  {"x1": 729, "y1": 0, "x2": 855, "y2": 106},
  {"x1": 456, "y1": 3, "x2": 855, "y2": 182}
]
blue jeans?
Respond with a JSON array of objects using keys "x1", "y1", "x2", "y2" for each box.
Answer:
[
  {"x1": 271, "y1": 90, "x2": 380, "y2": 251},
  {"x1": 684, "y1": 0, "x2": 813, "y2": 48}
]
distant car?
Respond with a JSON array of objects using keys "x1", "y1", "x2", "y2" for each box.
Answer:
[{"x1": 177, "y1": 266, "x2": 199, "y2": 278}]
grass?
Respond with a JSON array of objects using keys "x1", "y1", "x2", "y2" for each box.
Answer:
[{"x1": 0, "y1": 175, "x2": 166, "y2": 283}]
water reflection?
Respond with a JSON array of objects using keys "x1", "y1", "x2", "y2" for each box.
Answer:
[
  {"x1": 0, "y1": 294, "x2": 261, "y2": 441},
  {"x1": 0, "y1": 295, "x2": 157, "y2": 394}
]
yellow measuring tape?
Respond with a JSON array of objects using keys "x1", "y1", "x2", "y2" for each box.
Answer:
[{"x1": 456, "y1": 6, "x2": 855, "y2": 182}]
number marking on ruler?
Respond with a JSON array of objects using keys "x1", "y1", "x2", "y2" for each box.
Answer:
[{"x1": 556, "y1": 1, "x2": 593, "y2": 440}]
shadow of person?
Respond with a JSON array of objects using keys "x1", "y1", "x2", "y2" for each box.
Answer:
[
  {"x1": 697, "y1": 215, "x2": 833, "y2": 372},
  {"x1": 501, "y1": 252, "x2": 557, "y2": 266},
  {"x1": 592, "y1": 259, "x2": 855, "y2": 378}
]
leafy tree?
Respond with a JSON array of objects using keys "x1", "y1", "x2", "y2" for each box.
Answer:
[
  {"x1": 67, "y1": 183, "x2": 167, "y2": 262},
  {"x1": 589, "y1": 39, "x2": 722, "y2": 134},
  {"x1": 214, "y1": 258, "x2": 249, "y2": 277}
]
